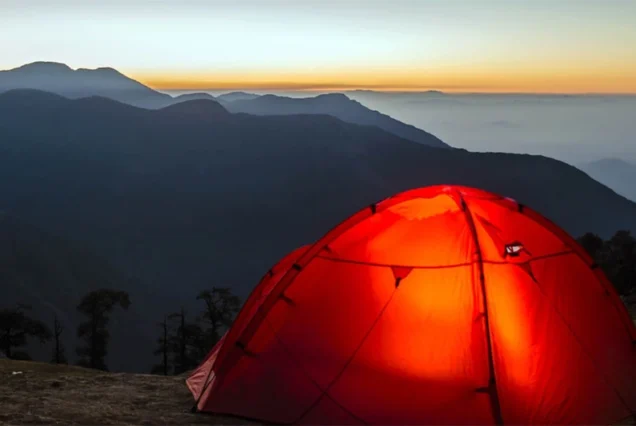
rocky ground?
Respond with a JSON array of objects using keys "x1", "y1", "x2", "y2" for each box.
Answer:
[{"x1": 0, "y1": 360, "x2": 255, "y2": 425}]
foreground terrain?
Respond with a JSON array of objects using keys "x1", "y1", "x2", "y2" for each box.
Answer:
[{"x1": 0, "y1": 360, "x2": 253, "y2": 425}]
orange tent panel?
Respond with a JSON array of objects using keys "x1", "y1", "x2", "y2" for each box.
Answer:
[{"x1": 187, "y1": 185, "x2": 636, "y2": 425}]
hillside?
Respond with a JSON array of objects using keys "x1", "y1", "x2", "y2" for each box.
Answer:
[
  {"x1": 223, "y1": 93, "x2": 449, "y2": 148},
  {"x1": 2, "y1": 89, "x2": 636, "y2": 371},
  {"x1": 0, "y1": 359, "x2": 252, "y2": 425},
  {"x1": 579, "y1": 158, "x2": 636, "y2": 202},
  {"x1": 0, "y1": 214, "x2": 154, "y2": 372}
]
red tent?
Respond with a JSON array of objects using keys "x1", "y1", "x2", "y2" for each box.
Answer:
[{"x1": 187, "y1": 185, "x2": 636, "y2": 425}]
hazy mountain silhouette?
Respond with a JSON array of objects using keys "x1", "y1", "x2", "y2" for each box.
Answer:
[
  {"x1": 223, "y1": 93, "x2": 450, "y2": 148},
  {"x1": 216, "y1": 91, "x2": 261, "y2": 102},
  {"x1": 172, "y1": 92, "x2": 217, "y2": 103},
  {"x1": 0, "y1": 63, "x2": 450, "y2": 148},
  {"x1": 579, "y1": 158, "x2": 636, "y2": 202},
  {"x1": 2, "y1": 89, "x2": 636, "y2": 371},
  {"x1": 0, "y1": 62, "x2": 173, "y2": 108},
  {"x1": 0, "y1": 213, "x2": 153, "y2": 371}
]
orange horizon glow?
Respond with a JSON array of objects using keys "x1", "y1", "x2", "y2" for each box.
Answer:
[{"x1": 133, "y1": 69, "x2": 636, "y2": 95}]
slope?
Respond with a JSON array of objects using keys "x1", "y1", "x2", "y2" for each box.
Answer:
[
  {"x1": 579, "y1": 158, "x2": 636, "y2": 202},
  {"x1": 0, "y1": 213, "x2": 153, "y2": 372},
  {"x1": 1, "y1": 90, "x2": 636, "y2": 371},
  {"x1": 223, "y1": 93, "x2": 449, "y2": 148}
]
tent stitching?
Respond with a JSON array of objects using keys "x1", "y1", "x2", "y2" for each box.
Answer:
[
  {"x1": 315, "y1": 250, "x2": 574, "y2": 270},
  {"x1": 462, "y1": 195, "x2": 505, "y2": 425}
]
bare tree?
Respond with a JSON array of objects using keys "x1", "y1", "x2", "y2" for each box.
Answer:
[{"x1": 51, "y1": 314, "x2": 67, "y2": 364}]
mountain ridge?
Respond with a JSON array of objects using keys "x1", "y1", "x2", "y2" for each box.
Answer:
[
  {"x1": 578, "y1": 158, "x2": 636, "y2": 202},
  {"x1": 0, "y1": 62, "x2": 449, "y2": 148},
  {"x1": 223, "y1": 92, "x2": 449, "y2": 148}
]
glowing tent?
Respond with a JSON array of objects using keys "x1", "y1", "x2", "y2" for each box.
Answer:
[{"x1": 187, "y1": 185, "x2": 636, "y2": 425}]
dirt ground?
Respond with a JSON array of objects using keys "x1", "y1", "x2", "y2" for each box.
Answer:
[{"x1": 0, "y1": 360, "x2": 255, "y2": 425}]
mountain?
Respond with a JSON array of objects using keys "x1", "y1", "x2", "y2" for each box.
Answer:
[
  {"x1": 579, "y1": 158, "x2": 636, "y2": 202},
  {"x1": 0, "y1": 63, "x2": 448, "y2": 148},
  {"x1": 0, "y1": 62, "x2": 173, "y2": 108},
  {"x1": 2, "y1": 89, "x2": 636, "y2": 371},
  {"x1": 216, "y1": 91, "x2": 260, "y2": 102},
  {"x1": 172, "y1": 92, "x2": 217, "y2": 103},
  {"x1": 223, "y1": 93, "x2": 450, "y2": 149},
  {"x1": 0, "y1": 213, "x2": 153, "y2": 371}
]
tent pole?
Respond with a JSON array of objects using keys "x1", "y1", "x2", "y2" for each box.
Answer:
[{"x1": 459, "y1": 193, "x2": 505, "y2": 425}]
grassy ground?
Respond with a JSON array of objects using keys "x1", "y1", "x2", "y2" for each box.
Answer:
[{"x1": 0, "y1": 360, "x2": 255, "y2": 425}]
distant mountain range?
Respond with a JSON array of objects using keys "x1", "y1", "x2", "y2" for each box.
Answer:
[
  {"x1": 222, "y1": 93, "x2": 448, "y2": 148},
  {"x1": 0, "y1": 62, "x2": 174, "y2": 108},
  {"x1": 579, "y1": 158, "x2": 636, "y2": 202},
  {"x1": 0, "y1": 62, "x2": 447, "y2": 148}
]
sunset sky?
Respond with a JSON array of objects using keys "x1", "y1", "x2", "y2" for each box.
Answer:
[{"x1": 2, "y1": 0, "x2": 636, "y2": 93}]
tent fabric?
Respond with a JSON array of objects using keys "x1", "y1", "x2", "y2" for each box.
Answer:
[{"x1": 187, "y1": 185, "x2": 636, "y2": 425}]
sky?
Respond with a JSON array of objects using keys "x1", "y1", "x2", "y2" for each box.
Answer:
[{"x1": 2, "y1": 0, "x2": 636, "y2": 93}]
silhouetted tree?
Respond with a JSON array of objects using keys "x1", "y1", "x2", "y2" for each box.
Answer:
[
  {"x1": 76, "y1": 289, "x2": 130, "y2": 371},
  {"x1": 603, "y1": 231, "x2": 636, "y2": 296},
  {"x1": 197, "y1": 287, "x2": 240, "y2": 349},
  {"x1": 167, "y1": 308, "x2": 205, "y2": 374},
  {"x1": 578, "y1": 232, "x2": 604, "y2": 259},
  {"x1": 578, "y1": 230, "x2": 636, "y2": 296},
  {"x1": 0, "y1": 304, "x2": 51, "y2": 359},
  {"x1": 51, "y1": 314, "x2": 67, "y2": 364},
  {"x1": 151, "y1": 316, "x2": 170, "y2": 375}
]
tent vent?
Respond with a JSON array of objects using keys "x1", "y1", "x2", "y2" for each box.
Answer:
[
  {"x1": 292, "y1": 263, "x2": 302, "y2": 271},
  {"x1": 518, "y1": 203, "x2": 525, "y2": 213},
  {"x1": 369, "y1": 203, "x2": 377, "y2": 214},
  {"x1": 267, "y1": 269, "x2": 274, "y2": 277},
  {"x1": 504, "y1": 242, "x2": 524, "y2": 257}
]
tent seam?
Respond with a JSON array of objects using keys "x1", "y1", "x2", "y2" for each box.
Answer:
[
  {"x1": 292, "y1": 287, "x2": 400, "y2": 424},
  {"x1": 262, "y1": 317, "x2": 369, "y2": 424},
  {"x1": 460, "y1": 192, "x2": 505, "y2": 425},
  {"x1": 517, "y1": 263, "x2": 634, "y2": 417},
  {"x1": 315, "y1": 250, "x2": 575, "y2": 270}
]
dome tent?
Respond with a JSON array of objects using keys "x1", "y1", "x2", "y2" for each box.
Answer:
[{"x1": 187, "y1": 185, "x2": 636, "y2": 425}]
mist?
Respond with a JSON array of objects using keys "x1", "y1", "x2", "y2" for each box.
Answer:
[{"x1": 343, "y1": 92, "x2": 636, "y2": 166}]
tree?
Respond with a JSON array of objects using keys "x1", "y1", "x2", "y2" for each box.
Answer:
[
  {"x1": 51, "y1": 314, "x2": 67, "y2": 364},
  {"x1": 167, "y1": 308, "x2": 205, "y2": 374},
  {"x1": 76, "y1": 289, "x2": 130, "y2": 371},
  {"x1": 603, "y1": 231, "x2": 636, "y2": 296},
  {"x1": 151, "y1": 316, "x2": 170, "y2": 375},
  {"x1": 577, "y1": 232, "x2": 604, "y2": 258},
  {"x1": 578, "y1": 230, "x2": 636, "y2": 296},
  {"x1": 196, "y1": 287, "x2": 240, "y2": 349},
  {"x1": 0, "y1": 304, "x2": 51, "y2": 359}
]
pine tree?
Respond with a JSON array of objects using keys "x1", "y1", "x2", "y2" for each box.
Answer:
[
  {"x1": 0, "y1": 304, "x2": 51, "y2": 359},
  {"x1": 76, "y1": 289, "x2": 130, "y2": 370},
  {"x1": 196, "y1": 287, "x2": 241, "y2": 349}
]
